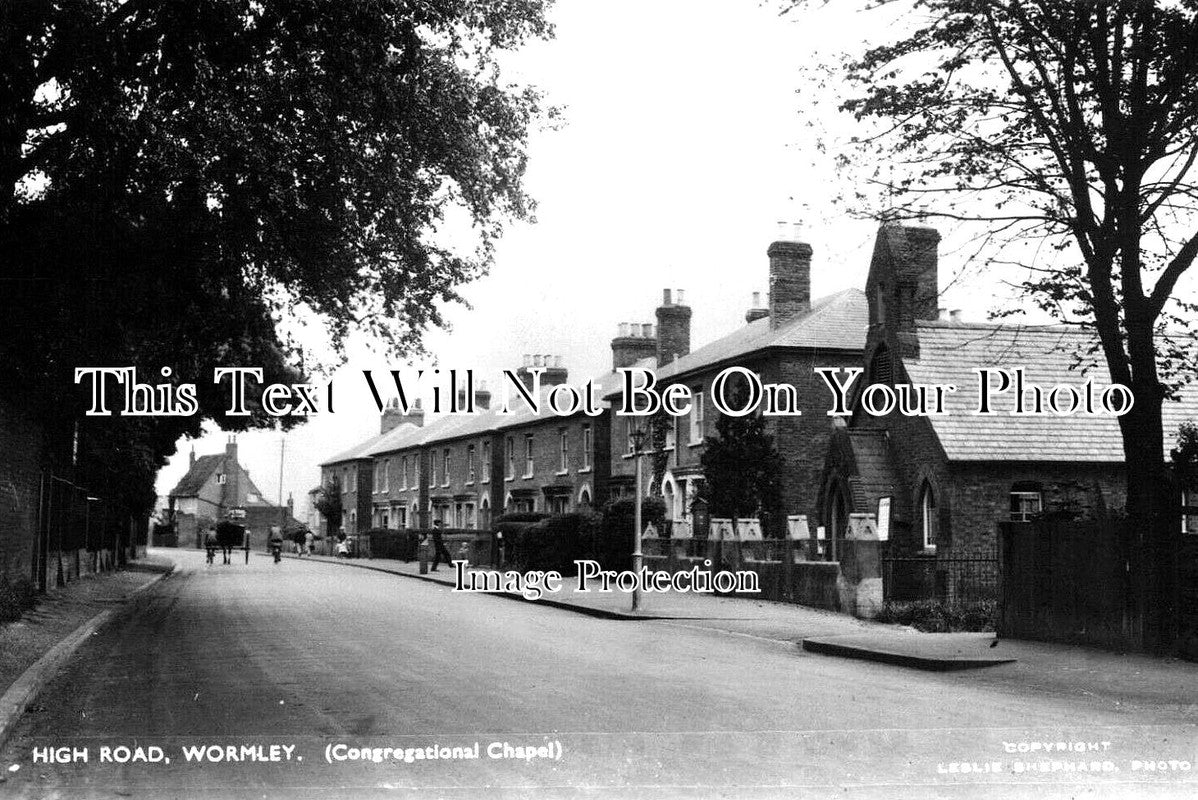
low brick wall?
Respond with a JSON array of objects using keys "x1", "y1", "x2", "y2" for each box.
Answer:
[{"x1": 643, "y1": 537, "x2": 843, "y2": 611}]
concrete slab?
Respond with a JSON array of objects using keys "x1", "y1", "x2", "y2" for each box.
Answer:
[{"x1": 802, "y1": 632, "x2": 1017, "y2": 670}]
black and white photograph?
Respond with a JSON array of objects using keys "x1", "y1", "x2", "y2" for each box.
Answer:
[{"x1": 1, "y1": 1, "x2": 1196, "y2": 798}]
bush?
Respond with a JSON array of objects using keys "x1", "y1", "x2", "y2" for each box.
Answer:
[
  {"x1": 366, "y1": 528, "x2": 421, "y2": 561},
  {"x1": 875, "y1": 599, "x2": 998, "y2": 633},
  {"x1": 501, "y1": 513, "x2": 591, "y2": 574},
  {"x1": 0, "y1": 577, "x2": 35, "y2": 622}
]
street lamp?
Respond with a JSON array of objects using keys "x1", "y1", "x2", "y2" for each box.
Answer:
[{"x1": 629, "y1": 425, "x2": 648, "y2": 613}]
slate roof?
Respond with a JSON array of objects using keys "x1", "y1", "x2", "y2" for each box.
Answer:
[
  {"x1": 320, "y1": 430, "x2": 399, "y2": 467},
  {"x1": 902, "y1": 320, "x2": 1198, "y2": 461},
  {"x1": 168, "y1": 454, "x2": 224, "y2": 497},
  {"x1": 843, "y1": 430, "x2": 900, "y2": 512},
  {"x1": 320, "y1": 360, "x2": 656, "y2": 462},
  {"x1": 651, "y1": 288, "x2": 867, "y2": 384}
]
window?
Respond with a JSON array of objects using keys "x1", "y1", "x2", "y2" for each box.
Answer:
[
  {"x1": 524, "y1": 435, "x2": 535, "y2": 477},
  {"x1": 506, "y1": 437, "x2": 515, "y2": 480},
  {"x1": 481, "y1": 440, "x2": 491, "y2": 483},
  {"x1": 412, "y1": 458, "x2": 419, "y2": 490},
  {"x1": 399, "y1": 456, "x2": 407, "y2": 490},
  {"x1": 689, "y1": 392, "x2": 705, "y2": 444},
  {"x1": 919, "y1": 482, "x2": 937, "y2": 551},
  {"x1": 442, "y1": 449, "x2": 450, "y2": 487},
  {"x1": 467, "y1": 445, "x2": 476, "y2": 484},
  {"x1": 559, "y1": 429, "x2": 569, "y2": 473},
  {"x1": 1183, "y1": 489, "x2": 1198, "y2": 534},
  {"x1": 664, "y1": 417, "x2": 676, "y2": 450},
  {"x1": 217, "y1": 474, "x2": 227, "y2": 485},
  {"x1": 1010, "y1": 482, "x2": 1043, "y2": 522},
  {"x1": 550, "y1": 495, "x2": 570, "y2": 515},
  {"x1": 626, "y1": 417, "x2": 637, "y2": 455},
  {"x1": 428, "y1": 453, "x2": 436, "y2": 488},
  {"x1": 581, "y1": 425, "x2": 592, "y2": 471},
  {"x1": 381, "y1": 460, "x2": 389, "y2": 493}
]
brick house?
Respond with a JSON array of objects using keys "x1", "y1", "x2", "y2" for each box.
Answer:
[
  {"x1": 168, "y1": 437, "x2": 297, "y2": 548},
  {"x1": 362, "y1": 361, "x2": 622, "y2": 529},
  {"x1": 607, "y1": 237, "x2": 868, "y2": 535},
  {"x1": 317, "y1": 401, "x2": 422, "y2": 536},
  {"x1": 817, "y1": 224, "x2": 1198, "y2": 580}
]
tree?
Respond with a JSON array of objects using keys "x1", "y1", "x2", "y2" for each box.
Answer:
[
  {"x1": 796, "y1": 0, "x2": 1198, "y2": 651},
  {"x1": 700, "y1": 388, "x2": 785, "y2": 537},
  {"x1": 312, "y1": 479, "x2": 343, "y2": 538},
  {"x1": 0, "y1": 1, "x2": 552, "y2": 520}
]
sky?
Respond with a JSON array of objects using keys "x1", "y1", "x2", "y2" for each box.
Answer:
[{"x1": 151, "y1": 0, "x2": 1034, "y2": 520}]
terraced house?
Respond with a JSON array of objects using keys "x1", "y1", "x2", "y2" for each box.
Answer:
[{"x1": 349, "y1": 357, "x2": 625, "y2": 531}]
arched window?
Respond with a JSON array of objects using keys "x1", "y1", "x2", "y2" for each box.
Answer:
[
  {"x1": 1010, "y1": 481, "x2": 1043, "y2": 522},
  {"x1": 919, "y1": 481, "x2": 937, "y2": 551},
  {"x1": 870, "y1": 345, "x2": 894, "y2": 386}
]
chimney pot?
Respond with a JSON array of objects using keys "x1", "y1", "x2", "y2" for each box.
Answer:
[
  {"x1": 676, "y1": 289, "x2": 686, "y2": 305},
  {"x1": 950, "y1": 309, "x2": 962, "y2": 322},
  {"x1": 662, "y1": 288, "x2": 672, "y2": 306}
]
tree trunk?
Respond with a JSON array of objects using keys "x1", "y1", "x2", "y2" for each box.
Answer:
[{"x1": 1119, "y1": 384, "x2": 1179, "y2": 653}]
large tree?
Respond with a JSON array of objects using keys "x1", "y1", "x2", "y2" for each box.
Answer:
[
  {"x1": 798, "y1": 0, "x2": 1198, "y2": 650},
  {"x1": 0, "y1": 1, "x2": 553, "y2": 515}
]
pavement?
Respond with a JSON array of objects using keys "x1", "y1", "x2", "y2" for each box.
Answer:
[
  {"x1": 0, "y1": 553, "x2": 176, "y2": 751},
  {"x1": 0, "y1": 548, "x2": 1194, "y2": 800}
]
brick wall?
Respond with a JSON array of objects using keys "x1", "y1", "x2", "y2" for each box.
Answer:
[
  {"x1": 606, "y1": 349, "x2": 862, "y2": 531},
  {"x1": 0, "y1": 402, "x2": 46, "y2": 594}
]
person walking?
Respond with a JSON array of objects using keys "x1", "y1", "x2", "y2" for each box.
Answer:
[
  {"x1": 304, "y1": 530, "x2": 314, "y2": 557},
  {"x1": 430, "y1": 519, "x2": 453, "y2": 571}
]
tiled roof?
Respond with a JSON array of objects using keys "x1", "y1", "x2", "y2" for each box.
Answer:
[
  {"x1": 168, "y1": 454, "x2": 224, "y2": 497},
  {"x1": 903, "y1": 321, "x2": 1198, "y2": 461},
  {"x1": 652, "y1": 289, "x2": 867, "y2": 383},
  {"x1": 319, "y1": 431, "x2": 394, "y2": 467},
  {"x1": 327, "y1": 361, "x2": 656, "y2": 461},
  {"x1": 843, "y1": 430, "x2": 900, "y2": 512}
]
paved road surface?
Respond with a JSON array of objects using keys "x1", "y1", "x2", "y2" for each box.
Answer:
[{"x1": 0, "y1": 550, "x2": 1194, "y2": 799}]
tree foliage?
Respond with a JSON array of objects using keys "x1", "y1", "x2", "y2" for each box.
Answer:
[
  {"x1": 0, "y1": 0, "x2": 553, "y2": 513},
  {"x1": 700, "y1": 386, "x2": 785, "y2": 536},
  {"x1": 312, "y1": 479, "x2": 343, "y2": 534},
  {"x1": 796, "y1": 0, "x2": 1198, "y2": 649}
]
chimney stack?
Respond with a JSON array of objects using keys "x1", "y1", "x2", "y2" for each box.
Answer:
[
  {"x1": 610, "y1": 322, "x2": 657, "y2": 370},
  {"x1": 381, "y1": 397, "x2": 405, "y2": 434},
  {"x1": 745, "y1": 291, "x2": 769, "y2": 323},
  {"x1": 516, "y1": 355, "x2": 569, "y2": 391},
  {"x1": 767, "y1": 234, "x2": 812, "y2": 330},
  {"x1": 656, "y1": 288, "x2": 691, "y2": 367},
  {"x1": 406, "y1": 399, "x2": 425, "y2": 428},
  {"x1": 456, "y1": 381, "x2": 493, "y2": 411}
]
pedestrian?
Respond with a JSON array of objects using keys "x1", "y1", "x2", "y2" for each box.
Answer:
[
  {"x1": 204, "y1": 526, "x2": 218, "y2": 565},
  {"x1": 430, "y1": 519, "x2": 453, "y2": 571},
  {"x1": 305, "y1": 530, "x2": 314, "y2": 557}
]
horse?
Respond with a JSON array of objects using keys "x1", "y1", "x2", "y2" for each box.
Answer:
[{"x1": 215, "y1": 521, "x2": 245, "y2": 565}]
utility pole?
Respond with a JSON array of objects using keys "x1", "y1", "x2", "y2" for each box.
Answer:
[
  {"x1": 278, "y1": 435, "x2": 287, "y2": 531},
  {"x1": 630, "y1": 426, "x2": 647, "y2": 613}
]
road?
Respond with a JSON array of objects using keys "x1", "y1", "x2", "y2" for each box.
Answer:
[{"x1": 0, "y1": 549, "x2": 1194, "y2": 799}]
